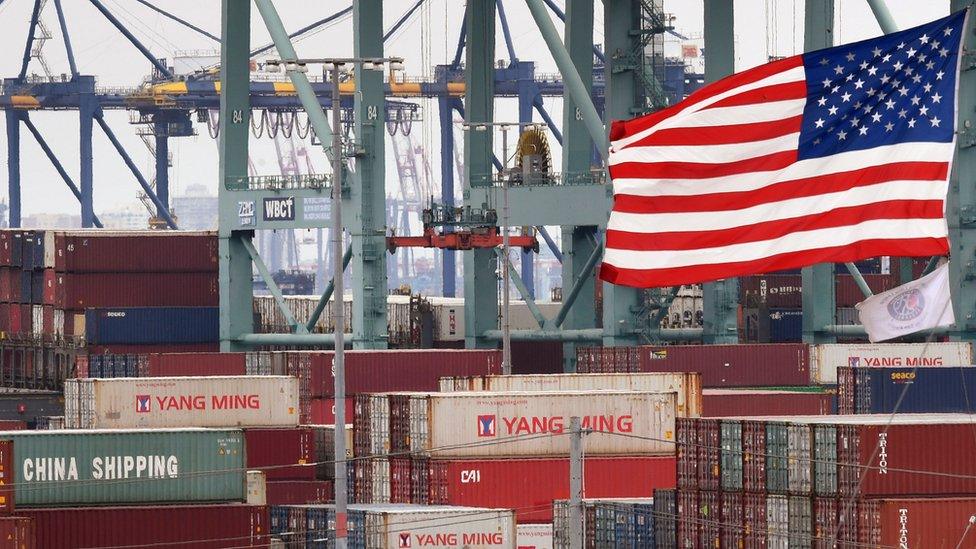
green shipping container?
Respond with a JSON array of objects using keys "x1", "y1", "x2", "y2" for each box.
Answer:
[{"x1": 6, "y1": 428, "x2": 245, "y2": 506}]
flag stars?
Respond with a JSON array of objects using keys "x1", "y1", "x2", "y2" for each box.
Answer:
[
  {"x1": 936, "y1": 70, "x2": 945, "y2": 80},
  {"x1": 841, "y1": 91, "x2": 852, "y2": 102},
  {"x1": 819, "y1": 57, "x2": 829, "y2": 65},
  {"x1": 866, "y1": 87, "x2": 877, "y2": 97},
  {"x1": 854, "y1": 79, "x2": 865, "y2": 89},
  {"x1": 893, "y1": 61, "x2": 904, "y2": 71},
  {"x1": 908, "y1": 118, "x2": 917, "y2": 128},
  {"x1": 910, "y1": 95, "x2": 922, "y2": 106},
  {"x1": 923, "y1": 83, "x2": 933, "y2": 93},
  {"x1": 813, "y1": 137, "x2": 822, "y2": 145},
  {"x1": 817, "y1": 96, "x2": 828, "y2": 107},
  {"x1": 853, "y1": 101, "x2": 863, "y2": 110},
  {"x1": 939, "y1": 47, "x2": 949, "y2": 57},
  {"x1": 906, "y1": 47, "x2": 917, "y2": 58},
  {"x1": 834, "y1": 65, "x2": 845, "y2": 75},
  {"x1": 883, "y1": 53, "x2": 892, "y2": 63},
  {"x1": 925, "y1": 61, "x2": 936, "y2": 70},
  {"x1": 931, "y1": 92, "x2": 942, "y2": 104},
  {"x1": 850, "y1": 117, "x2": 861, "y2": 127},
  {"x1": 931, "y1": 40, "x2": 941, "y2": 50},
  {"x1": 814, "y1": 118, "x2": 825, "y2": 128},
  {"x1": 846, "y1": 51, "x2": 856, "y2": 61},
  {"x1": 897, "y1": 42, "x2": 906, "y2": 49},
  {"x1": 828, "y1": 105, "x2": 839, "y2": 116},
  {"x1": 838, "y1": 129, "x2": 848, "y2": 140},
  {"x1": 845, "y1": 73, "x2": 855, "y2": 82},
  {"x1": 822, "y1": 77, "x2": 832, "y2": 88},
  {"x1": 931, "y1": 116, "x2": 941, "y2": 127},
  {"x1": 868, "y1": 66, "x2": 878, "y2": 76},
  {"x1": 863, "y1": 104, "x2": 873, "y2": 114},
  {"x1": 859, "y1": 60, "x2": 869, "y2": 70},
  {"x1": 904, "y1": 66, "x2": 914, "y2": 76},
  {"x1": 872, "y1": 46, "x2": 883, "y2": 57},
  {"x1": 885, "y1": 122, "x2": 894, "y2": 132},
  {"x1": 911, "y1": 74, "x2": 922, "y2": 84},
  {"x1": 919, "y1": 105, "x2": 930, "y2": 116},
  {"x1": 831, "y1": 85, "x2": 840, "y2": 94},
  {"x1": 880, "y1": 74, "x2": 891, "y2": 84},
  {"x1": 898, "y1": 86, "x2": 909, "y2": 96},
  {"x1": 884, "y1": 99, "x2": 896, "y2": 110},
  {"x1": 871, "y1": 112, "x2": 883, "y2": 123},
  {"x1": 898, "y1": 108, "x2": 908, "y2": 119},
  {"x1": 858, "y1": 126, "x2": 869, "y2": 136},
  {"x1": 918, "y1": 53, "x2": 927, "y2": 63},
  {"x1": 920, "y1": 33, "x2": 930, "y2": 44},
  {"x1": 944, "y1": 27, "x2": 953, "y2": 36}
]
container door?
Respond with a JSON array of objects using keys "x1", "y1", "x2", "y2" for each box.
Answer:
[
  {"x1": 813, "y1": 424, "x2": 838, "y2": 496},
  {"x1": 787, "y1": 495, "x2": 812, "y2": 549},
  {"x1": 677, "y1": 417, "x2": 698, "y2": 490},
  {"x1": 721, "y1": 420, "x2": 744, "y2": 491},
  {"x1": 766, "y1": 423, "x2": 789, "y2": 494},
  {"x1": 788, "y1": 424, "x2": 812, "y2": 494},
  {"x1": 766, "y1": 495, "x2": 788, "y2": 549}
]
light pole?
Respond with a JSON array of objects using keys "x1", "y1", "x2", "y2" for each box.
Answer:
[
  {"x1": 463, "y1": 121, "x2": 546, "y2": 376},
  {"x1": 266, "y1": 55, "x2": 402, "y2": 549}
]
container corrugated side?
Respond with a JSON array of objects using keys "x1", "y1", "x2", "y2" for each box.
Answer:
[
  {"x1": 83, "y1": 307, "x2": 218, "y2": 345},
  {"x1": 243, "y1": 428, "x2": 314, "y2": 481},
  {"x1": 372, "y1": 506, "x2": 516, "y2": 549},
  {"x1": 5, "y1": 429, "x2": 244, "y2": 506},
  {"x1": 429, "y1": 456, "x2": 675, "y2": 523},
  {"x1": 58, "y1": 231, "x2": 218, "y2": 273},
  {"x1": 144, "y1": 352, "x2": 247, "y2": 377},
  {"x1": 21, "y1": 503, "x2": 267, "y2": 549},
  {"x1": 633, "y1": 344, "x2": 810, "y2": 387},
  {"x1": 426, "y1": 391, "x2": 676, "y2": 457},
  {"x1": 65, "y1": 376, "x2": 298, "y2": 429},
  {"x1": 438, "y1": 372, "x2": 702, "y2": 417},
  {"x1": 0, "y1": 517, "x2": 33, "y2": 548},
  {"x1": 517, "y1": 523, "x2": 553, "y2": 549},
  {"x1": 702, "y1": 389, "x2": 835, "y2": 417},
  {"x1": 858, "y1": 497, "x2": 976, "y2": 547},
  {"x1": 856, "y1": 367, "x2": 976, "y2": 413},
  {"x1": 809, "y1": 342, "x2": 972, "y2": 384}
]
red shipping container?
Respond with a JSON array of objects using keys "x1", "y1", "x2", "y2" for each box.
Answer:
[
  {"x1": 41, "y1": 270, "x2": 56, "y2": 306},
  {"x1": 74, "y1": 354, "x2": 89, "y2": 378},
  {"x1": 703, "y1": 389, "x2": 835, "y2": 416},
  {"x1": 0, "y1": 517, "x2": 32, "y2": 548},
  {"x1": 858, "y1": 497, "x2": 976, "y2": 547},
  {"x1": 390, "y1": 457, "x2": 412, "y2": 503},
  {"x1": 511, "y1": 341, "x2": 563, "y2": 374},
  {"x1": 699, "y1": 489, "x2": 720, "y2": 548},
  {"x1": 578, "y1": 344, "x2": 811, "y2": 387},
  {"x1": 743, "y1": 493, "x2": 767, "y2": 549},
  {"x1": 813, "y1": 497, "x2": 838, "y2": 549},
  {"x1": 8, "y1": 305, "x2": 20, "y2": 335},
  {"x1": 837, "y1": 419, "x2": 976, "y2": 497},
  {"x1": 57, "y1": 232, "x2": 218, "y2": 273},
  {"x1": 696, "y1": 419, "x2": 720, "y2": 491},
  {"x1": 721, "y1": 491, "x2": 744, "y2": 548},
  {"x1": 41, "y1": 305, "x2": 53, "y2": 337},
  {"x1": 143, "y1": 352, "x2": 246, "y2": 377},
  {"x1": 0, "y1": 304, "x2": 8, "y2": 333},
  {"x1": 18, "y1": 305, "x2": 30, "y2": 335},
  {"x1": 836, "y1": 274, "x2": 897, "y2": 307},
  {"x1": 310, "y1": 398, "x2": 354, "y2": 425},
  {"x1": 0, "y1": 267, "x2": 10, "y2": 302},
  {"x1": 428, "y1": 456, "x2": 675, "y2": 523},
  {"x1": 244, "y1": 428, "x2": 315, "y2": 480},
  {"x1": 21, "y1": 504, "x2": 268, "y2": 549},
  {"x1": 265, "y1": 480, "x2": 333, "y2": 505},
  {"x1": 740, "y1": 274, "x2": 803, "y2": 308},
  {"x1": 0, "y1": 441, "x2": 12, "y2": 514},
  {"x1": 743, "y1": 420, "x2": 767, "y2": 493},
  {"x1": 283, "y1": 349, "x2": 501, "y2": 397},
  {"x1": 677, "y1": 490, "x2": 699, "y2": 549},
  {"x1": 0, "y1": 421, "x2": 26, "y2": 430},
  {"x1": 58, "y1": 272, "x2": 218, "y2": 308}
]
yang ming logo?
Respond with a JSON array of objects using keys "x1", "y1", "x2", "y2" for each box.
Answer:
[
  {"x1": 477, "y1": 415, "x2": 496, "y2": 437},
  {"x1": 887, "y1": 288, "x2": 925, "y2": 321},
  {"x1": 136, "y1": 395, "x2": 151, "y2": 413}
]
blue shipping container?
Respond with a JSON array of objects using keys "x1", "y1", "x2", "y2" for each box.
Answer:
[
  {"x1": 769, "y1": 308, "x2": 802, "y2": 343},
  {"x1": 84, "y1": 307, "x2": 219, "y2": 345},
  {"x1": 19, "y1": 271, "x2": 31, "y2": 305},
  {"x1": 20, "y1": 231, "x2": 35, "y2": 271},
  {"x1": 855, "y1": 367, "x2": 976, "y2": 413},
  {"x1": 31, "y1": 229, "x2": 44, "y2": 270},
  {"x1": 10, "y1": 232, "x2": 22, "y2": 268},
  {"x1": 30, "y1": 270, "x2": 43, "y2": 304}
]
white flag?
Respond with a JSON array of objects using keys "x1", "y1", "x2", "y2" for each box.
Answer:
[{"x1": 856, "y1": 261, "x2": 955, "y2": 343}]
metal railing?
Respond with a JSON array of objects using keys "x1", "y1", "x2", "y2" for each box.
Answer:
[
  {"x1": 481, "y1": 170, "x2": 607, "y2": 188},
  {"x1": 225, "y1": 173, "x2": 334, "y2": 191}
]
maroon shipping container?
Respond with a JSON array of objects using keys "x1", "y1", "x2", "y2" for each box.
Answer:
[
  {"x1": 411, "y1": 457, "x2": 431, "y2": 505},
  {"x1": 836, "y1": 274, "x2": 897, "y2": 307},
  {"x1": 0, "y1": 304, "x2": 8, "y2": 333},
  {"x1": 0, "y1": 517, "x2": 32, "y2": 548},
  {"x1": 0, "y1": 232, "x2": 12, "y2": 266},
  {"x1": 0, "y1": 421, "x2": 26, "y2": 431},
  {"x1": 143, "y1": 352, "x2": 247, "y2": 377},
  {"x1": 282, "y1": 349, "x2": 501, "y2": 397},
  {"x1": 58, "y1": 272, "x2": 218, "y2": 308},
  {"x1": 838, "y1": 366, "x2": 856, "y2": 414},
  {"x1": 703, "y1": 389, "x2": 835, "y2": 416},
  {"x1": 56, "y1": 232, "x2": 218, "y2": 273},
  {"x1": 265, "y1": 481, "x2": 333, "y2": 505},
  {"x1": 390, "y1": 457, "x2": 412, "y2": 503},
  {"x1": 310, "y1": 398, "x2": 354, "y2": 425},
  {"x1": 677, "y1": 490, "x2": 699, "y2": 549},
  {"x1": 721, "y1": 491, "x2": 744, "y2": 548},
  {"x1": 677, "y1": 417, "x2": 697, "y2": 490},
  {"x1": 740, "y1": 274, "x2": 803, "y2": 308},
  {"x1": 813, "y1": 497, "x2": 838, "y2": 549},
  {"x1": 428, "y1": 456, "x2": 675, "y2": 523},
  {"x1": 8, "y1": 305, "x2": 20, "y2": 335},
  {"x1": 21, "y1": 504, "x2": 268, "y2": 549},
  {"x1": 858, "y1": 497, "x2": 976, "y2": 547},
  {"x1": 698, "y1": 489, "x2": 720, "y2": 548},
  {"x1": 510, "y1": 341, "x2": 563, "y2": 374},
  {"x1": 18, "y1": 305, "x2": 30, "y2": 335},
  {"x1": 0, "y1": 441, "x2": 12, "y2": 514},
  {"x1": 696, "y1": 419, "x2": 720, "y2": 491},
  {"x1": 743, "y1": 493, "x2": 767, "y2": 549},
  {"x1": 244, "y1": 428, "x2": 314, "y2": 481},
  {"x1": 40, "y1": 270, "x2": 56, "y2": 306},
  {"x1": 40, "y1": 306, "x2": 53, "y2": 338},
  {"x1": 0, "y1": 268, "x2": 10, "y2": 302},
  {"x1": 389, "y1": 394, "x2": 411, "y2": 453},
  {"x1": 837, "y1": 418, "x2": 976, "y2": 497},
  {"x1": 578, "y1": 344, "x2": 811, "y2": 387},
  {"x1": 743, "y1": 420, "x2": 767, "y2": 493}
]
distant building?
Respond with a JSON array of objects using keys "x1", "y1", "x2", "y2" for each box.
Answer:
[{"x1": 172, "y1": 184, "x2": 218, "y2": 230}]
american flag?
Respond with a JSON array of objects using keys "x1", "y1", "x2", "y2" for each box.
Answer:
[{"x1": 600, "y1": 10, "x2": 967, "y2": 288}]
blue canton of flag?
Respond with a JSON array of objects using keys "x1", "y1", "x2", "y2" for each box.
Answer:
[{"x1": 799, "y1": 10, "x2": 965, "y2": 159}]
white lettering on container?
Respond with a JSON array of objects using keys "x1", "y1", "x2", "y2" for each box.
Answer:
[
  {"x1": 878, "y1": 432, "x2": 888, "y2": 474},
  {"x1": 899, "y1": 508, "x2": 909, "y2": 549}
]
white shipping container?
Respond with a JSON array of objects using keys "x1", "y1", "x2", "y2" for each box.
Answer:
[
  {"x1": 426, "y1": 391, "x2": 676, "y2": 457},
  {"x1": 371, "y1": 458, "x2": 390, "y2": 504},
  {"x1": 438, "y1": 372, "x2": 702, "y2": 417},
  {"x1": 246, "y1": 470, "x2": 266, "y2": 505},
  {"x1": 358, "y1": 505, "x2": 517, "y2": 549},
  {"x1": 31, "y1": 305, "x2": 43, "y2": 337},
  {"x1": 64, "y1": 376, "x2": 299, "y2": 429},
  {"x1": 517, "y1": 523, "x2": 554, "y2": 549},
  {"x1": 43, "y1": 230, "x2": 56, "y2": 268},
  {"x1": 810, "y1": 342, "x2": 973, "y2": 384}
]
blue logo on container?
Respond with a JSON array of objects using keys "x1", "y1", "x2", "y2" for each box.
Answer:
[
  {"x1": 136, "y1": 395, "x2": 151, "y2": 413},
  {"x1": 477, "y1": 415, "x2": 496, "y2": 437},
  {"x1": 887, "y1": 288, "x2": 925, "y2": 322}
]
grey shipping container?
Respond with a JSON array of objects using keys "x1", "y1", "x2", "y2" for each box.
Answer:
[
  {"x1": 766, "y1": 495, "x2": 788, "y2": 549},
  {"x1": 6, "y1": 428, "x2": 246, "y2": 506},
  {"x1": 766, "y1": 422, "x2": 789, "y2": 494},
  {"x1": 788, "y1": 495, "x2": 812, "y2": 549},
  {"x1": 720, "y1": 420, "x2": 743, "y2": 491},
  {"x1": 787, "y1": 424, "x2": 812, "y2": 494},
  {"x1": 813, "y1": 424, "x2": 837, "y2": 496}
]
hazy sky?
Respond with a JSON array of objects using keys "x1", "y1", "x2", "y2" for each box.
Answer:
[{"x1": 0, "y1": 0, "x2": 949, "y2": 220}]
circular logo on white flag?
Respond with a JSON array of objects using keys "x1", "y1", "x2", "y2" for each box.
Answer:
[{"x1": 887, "y1": 288, "x2": 926, "y2": 321}]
